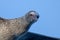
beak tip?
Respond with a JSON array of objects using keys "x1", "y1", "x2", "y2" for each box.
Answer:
[{"x1": 37, "y1": 15, "x2": 39, "y2": 19}]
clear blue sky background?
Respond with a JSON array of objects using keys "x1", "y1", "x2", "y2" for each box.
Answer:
[{"x1": 0, "y1": 0, "x2": 60, "y2": 38}]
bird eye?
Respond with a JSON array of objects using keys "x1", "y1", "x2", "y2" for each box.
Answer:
[{"x1": 30, "y1": 14, "x2": 33, "y2": 16}]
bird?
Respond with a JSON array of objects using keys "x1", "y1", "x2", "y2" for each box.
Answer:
[{"x1": 0, "y1": 10, "x2": 39, "y2": 40}]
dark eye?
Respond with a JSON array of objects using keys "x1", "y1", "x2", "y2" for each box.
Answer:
[{"x1": 30, "y1": 14, "x2": 33, "y2": 16}]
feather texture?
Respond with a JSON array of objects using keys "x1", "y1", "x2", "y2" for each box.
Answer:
[{"x1": 0, "y1": 10, "x2": 39, "y2": 40}]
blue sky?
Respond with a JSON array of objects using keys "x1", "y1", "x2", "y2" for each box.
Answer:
[{"x1": 0, "y1": 0, "x2": 60, "y2": 38}]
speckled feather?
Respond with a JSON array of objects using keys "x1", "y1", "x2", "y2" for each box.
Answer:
[{"x1": 0, "y1": 11, "x2": 39, "y2": 40}]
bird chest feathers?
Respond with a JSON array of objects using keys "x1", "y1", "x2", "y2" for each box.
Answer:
[{"x1": 0, "y1": 10, "x2": 39, "y2": 40}]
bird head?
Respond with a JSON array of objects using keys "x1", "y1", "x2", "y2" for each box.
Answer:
[{"x1": 25, "y1": 10, "x2": 39, "y2": 23}]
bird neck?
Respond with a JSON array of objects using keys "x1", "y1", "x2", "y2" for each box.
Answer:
[{"x1": 17, "y1": 16, "x2": 32, "y2": 31}]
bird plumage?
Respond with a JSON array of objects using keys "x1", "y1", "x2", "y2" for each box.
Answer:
[{"x1": 0, "y1": 10, "x2": 39, "y2": 40}]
